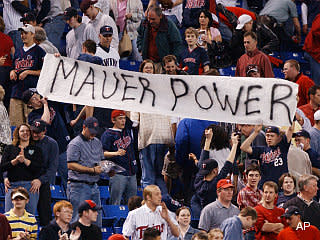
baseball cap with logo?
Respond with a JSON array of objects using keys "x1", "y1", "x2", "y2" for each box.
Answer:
[
  {"x1": 281, "y1": 206, "x2": 301, "y2": 218},
  {"x1": 20, "y1": 12, "x2": 36, "y2": 23},
  {"x1": 111, "y1": 110, "x2": 125, "y2": 120},
  {"x1": 236, "y1": 14, "x2": 253, "y2": 30},
  {"x1": 78, "y1": 200, "x2": 101, "y2": 213},
  {"x1": 246, "y1": 64, "x2": 259, "y2": 76},
  {"x1": 217, "y1": 179, "x2": 234, "y2": 189},
  {"x1": 30, "y1": 119, "x2": 47, "y2": 133},
  {"x1": 18, "y1": 24, "x2": 35, "y2": 34},
  {"x1": 63, "y1": 7, "x2": 78, "y2": 20},
  {"x1": 293, "y1": 129, "x2": 311, "y2": 139},
  {"x1": 80, "y1": 0, "x2": 98, "y2": 12},
  {"x1": 100, "y1": 25, "x2": 113, "y2": 36},
  {"x1": 265, "y1": 126, "x2": 280, "y2": 135},
  {"x1": 199, "y1": 158, "x2": 218, "y2": 175},
  {"x1": 83, "y1": 117, "x2": 99, "y2": 135},
  {"x1": 22, "y1": 88, "x2": 38, "y2": 104},
  {"x1": 314, "y1": 110, "x2": 320, "y2": 121}
]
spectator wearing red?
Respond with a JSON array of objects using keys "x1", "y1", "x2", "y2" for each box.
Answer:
[
  {"x1": 283, "y1": 59, "x2": 315, "y2": 107},
  {"x1": 299, "y1": 85, "x2": 320, "y2": 126}
]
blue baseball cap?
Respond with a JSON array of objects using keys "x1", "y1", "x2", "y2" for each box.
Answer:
[
  {"x1": 265, "y1": 126, "x2": 280, "y2": 135},
  {"x1": 83, "y1": 117, "x2": 99, "y2": 135}
]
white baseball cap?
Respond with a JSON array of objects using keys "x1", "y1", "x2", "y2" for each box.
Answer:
[
  {"x1": 314, "y1": 110, "x2": 320, "y2": 121},
  {"x1": 18, "y1": 24, "x2": 35, "y2": 34},
  {"x1": 12, "y1": 192, "x2": 28, "y2": 200},
  {"x1": 236, "y1": 14, "x2": 253, "y2": 30}
]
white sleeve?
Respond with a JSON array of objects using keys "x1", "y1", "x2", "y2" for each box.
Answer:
[
  {"x1": 166, "y1": 211, "x2": 179, "y2": 238},
  {"x1": 301, "y1": 3, "x2": 308, "y2": 25},
  {"x1": 122, "y1": 211, "x2": 135, "y2": 237},
  {"x1": 106, "y1": 15, "x2": 119, "y2": 50}
]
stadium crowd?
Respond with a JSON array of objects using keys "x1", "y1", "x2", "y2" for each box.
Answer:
[{"x1": 0, "y1": 0, "x2": 320, "y2": 239}]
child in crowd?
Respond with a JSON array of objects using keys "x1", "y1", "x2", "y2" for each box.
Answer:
[
  {"x1": 208, "y1": 228, "x2": 223, "y2": 240},
  {"x1": 180, "y1": 27, "x2": 210, "y2": 75}
]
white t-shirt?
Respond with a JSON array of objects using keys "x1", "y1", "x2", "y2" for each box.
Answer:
[
  {"x1": 95, "y1": 45, "x2": 120, "y2": 68},
  {"x1": 209, "y1": 148, "x2": 230, "y2": 172},
  {"x1": 122, "y1": 204, "x2": 178, "y2": 240}
]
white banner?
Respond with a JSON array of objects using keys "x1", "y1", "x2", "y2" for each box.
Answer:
[{"x1": 37, "y1": 54, "x2": 298, "y2": 126}]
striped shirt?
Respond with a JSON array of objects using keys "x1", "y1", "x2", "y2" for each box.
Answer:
[
  {"x1": 3, "y1": 0, "x2": 24, "y2": 34},
  {"x1": 5, "y1": 209, "x2": 38, "y2": 240}
]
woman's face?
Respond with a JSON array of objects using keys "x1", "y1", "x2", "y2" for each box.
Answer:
[
  {"x1": 143, "y1": 62, "x2": 154, "y2": 74},
  {"x1": 282, "y1": 176, "x2": 295, "y2": 194},
  {"x1": 19, "y1": 125, "x2": 30, "y2": 142},
  {"x1": 199, "y1": 12, "x2": 209, "y2": 27},
  {"x1": 177, "y1": 209, "x2": 191, "y2": 227}
]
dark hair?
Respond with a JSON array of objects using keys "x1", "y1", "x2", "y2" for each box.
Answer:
[
  {"x1": 139, "y1": 59, "x2": 155, "y2": 73},
  {"x1": 308, "y1": 85, "x2": 320, "y2": 97},
  {"x1": 128, "y1": 196, "x2": 142, "y2": 211},
  {"x1": 0, "y1": 16, "x2": 5, "y2": 33},
  {"x1": 198, "y1": 9, "x2": 213, "y2": 28},
  {"x1": 262, "y1": 181, "x2": 278, "y2": 193},
  {"x1": 285, "y1": 59, "x2": 300, "y2": 72},
  {"x1": 83, "y1": 39, "x2": 97, "y2": 54},
  {"x1": 143, "y1": 228, "x2": 161, "y2": 240},
  {"x1": 162, "y1": 54, "x2": 178, "y2": 66},
  {"x1": 243, "y1": 31, "x2": 257, "y2": 41},
  {"x1": 200, "y1": 124, "x2": 229, "y2": 150},
  {"x1": 191, "y1": 232, "x2": 208, "y2": 240},
  {"x1": 278, "y1": 173, "x2": 296, "y2": 189},
  {"x1": 298, "y1": 174, "x2": 319, "y2": 192},
  {"x1": 77, "y1": 15, "x2": 82, "y2": 23},
  {"x1": 245, "y1": 164, "x2": 261, "y2": 176},
  {"x1": 175, "y1": 206, "x2": 191, "y2": 216},
  {"x1": 239, "y1": 206, "x2": 257, "y2": 220},
  {"x1": 12, "y1": 124, "x2": 34, "y2": 146},
  {"x1": 148, "y1": 5, "x2": 162, "y2": 17}
]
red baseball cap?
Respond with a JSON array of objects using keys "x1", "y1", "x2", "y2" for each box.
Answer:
[
  {"x1": 217, "y1": 179, "x2": 234, "y2": 189},
  {"x1": 111, "y1": 110, "x2": 126, "y2": 120}
]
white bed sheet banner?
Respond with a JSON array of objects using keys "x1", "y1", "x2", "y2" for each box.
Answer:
[{"x1": 37, "y1": 54, "x2": 299, "y2": 126}]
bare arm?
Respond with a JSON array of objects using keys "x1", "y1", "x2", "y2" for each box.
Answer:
[
  {"x1": 292, "y1": 17, "x2": 301, "y2": 42},
  {"x1": 41, "y1": 98, "x2": 51, "y2": 124},
  {"x1": 261, "y1": 222, "x2": 284, "y2": 233},
  {"x1": 227, "y1": 133, "x2": 239, "y2": 164},
  {"x1": 240, "y1": 125, "x2": 262, "y2": 154},
  {"x1": 285, "y1": 121, "x2": 295, "y2": 143},
  {"x1": 70, "y1": 106, "x2": 87, "y2": 127},
  {"x1": 67, "y1": 162, "x2": 94, "y2": 174}
]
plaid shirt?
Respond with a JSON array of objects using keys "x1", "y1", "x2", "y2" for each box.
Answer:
[{"x1": 237, "y1": 185, "x2": 263, "y2": 209}]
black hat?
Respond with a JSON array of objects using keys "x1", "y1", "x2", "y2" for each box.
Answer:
[
  {"x1": 199, "y1": 158, "x2": 218, "y2": 175},
  {"x1": 22, "y1": 88, "x2": 38, "y2": 104},
  {"x1": 63, "y1": 7, "x2": 78, "y2": 20},
  {"x1": 246, "y1": 64, "x2": 259, "y2": 76},
  {"x1": 83, "y1": 117, "x2": 99, "y2": 135},
  {"x1": 282, "y1": 206, "x2": 301, "y2": 218},
  {"x1": 80, "y1": 0, "x2": 98, "y2": 12},
  {"x1": 162, "y1": 194, "x2": 182, "y2": 212},
  {"x1": 100, "y1": 25, "x2": 113, "y2": 36},
  {"x1": 265, "y1": 126, "x2": 280, "y2": 135},
  {"x1": 30, "y1": 119, "x2": 47, "y2": 133},
  {"x1": 20, "y1": 12, "x2": 36, "y2": 23},
  {"x1": 78, "y1": 200, "x2": 101, "y2": 213},
  {"x1": 293, "y1": 130, "x2": 311, "y2": 139}
]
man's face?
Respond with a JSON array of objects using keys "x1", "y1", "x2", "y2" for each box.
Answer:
[
  {"x1": 304, "y1": 179, "x2": 318, "y2": 198},
  {"x1": 148, "y1": 187, "x2": 162, "y2": 206},
  {"x1": 286, "y1": 215, "x2": 301, "y2": 229},
  {"x1": 295, "y1": 136, "x2": 310, "y2": 150},
  {"x1": 242, "y1": 216, "x2": 256, "y2": 229},
  {"x1": 218, "y1": 187, "x2": 234, "y2": 202},
  {"x1": 12, "y1": 196, "x2": 28, "y2": 210},
  {"x1": 164, "y1": 60, "x2": 177, "y2": 75},
  {"x1": 21, "y1": 31, "x2": 34, "y2": 45},
  {"x1": 148, "y1": 11, "x2": 161, "y2": 28},
  {"x1": 247, "y1": 170, "x2": 261, "y2": 188},
  {"x1": 239, "y1": 124, "x2": 254, "y2": 137},
  {"x1": 66, "y1": 16, "x2": 78, "y2": 28},
  {"x1": 244, "y1": 36, "x2": 257, "y2": 52},
  {"x1": 84, "y1": 209, "x2": 98, "y2": 222},
  {"x1": 243, "y1": 20, "x2": 253, "y2": 32},
  {"x1": 32, "y1": 130, "x2": 46, "y2": 141},
  {"x1": 112, "y1": 115, "x2": 126, "y2": 129},
  {"x1": 282, "y1": 176, "x2": 295, "y2": 194},
  {"x1": 310, "y1": 89, "x2": 320, "y2": 107},
  {"x1": 283, "y1": 63, "x2": 298, "y2": 81},
  {"x1": 185, "y1": 33, "x2": 197, "y2": 47},
  {"x1": 28, "y1": 93, "x2": 42, "y2": 109},
  {"x1": 265, "y1": 132, "x2": 281, "y2": 146},
  {"x1": 82, "y1": 127, "x2": 96, "y2": 140},
  {"x1": 262, "y1": 185, "x2": 277, "y2": 205},
  {"x1": 99, "y1": 34, "x2": 113, "y2": 48},
  {"x1": 56, "y1": 207, "x2": 73, "y2": 224},
  {"x1": 248, "y1": 71, "x2": 260, "y2": 77},
  {"x1": 84, "y1": 6, "x2": 96, "y2": 20}
]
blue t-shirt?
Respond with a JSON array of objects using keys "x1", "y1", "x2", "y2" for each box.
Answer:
[
  {"x1": 250, "y1": 135, "x2": 290, "y2": 187},
  {"x1": 180, "y1": 46, "x2": 210, "y2": 75}
]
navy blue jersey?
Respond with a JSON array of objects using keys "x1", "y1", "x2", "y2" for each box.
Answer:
[
  {"x1": 250, "y1": 135, "x2": 290, "y2": 188},
  {"x1": 182, "y1": 0, "x2": 211, "y2": 28},
  {"x1": 180, "y1": 47, "x2": 210, "y2": 75},
  {"x1": 77, "y1": 53, "x2": 103, "y2": 65},
  {"x1": 11, "y1": 44, "x2": 45, "y2": 99},
  {"x1": 101, "y1": 128, "x2": 137, "y2": 176},
  {"x1": 306, "y1": 148, "x2": 320, "y2": 169}
]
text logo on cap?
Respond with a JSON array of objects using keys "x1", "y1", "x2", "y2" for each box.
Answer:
[
  {"x1": 35, "y1": 121, "x2": 41, "y2": 127},
  {"x1": 202, "y1": 164, "x2": 206, "y2": 169}
]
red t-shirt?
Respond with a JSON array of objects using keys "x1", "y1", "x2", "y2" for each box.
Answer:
[
  {"x1": 299, "y1": 103, "x2": 320, "y2": 126},
  {"x1": 277, "y1": 225, "x2": 320, "y2": 240},
  {"x1": 295, "y1": 73, "x2": 315, "y2": 107},
  {"x1": 255, "y1": 204, "x2": 286, "y2": 240},
  {"x1": 147, "y1": 27, "x2": 160, "y2": 63},
  {"x1": 0, "y1": 32, "x2": 14, "y2": 67}
]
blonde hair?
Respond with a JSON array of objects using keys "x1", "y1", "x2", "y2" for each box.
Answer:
[
  {"x1": 143, "y1": 185, "x2": 160, "y2": 201},
  {"x1": 0, "y1": 85, "x2": 5, "y2": 101},
  {"x1": 185, "y1": 27, "x2": 199, "y2": 38},
  {"x1": 208, "y1": 228, "x2": 223, "y2": 240}
]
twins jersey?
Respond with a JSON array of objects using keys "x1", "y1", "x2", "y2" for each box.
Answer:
[
  {"x1": 122, "y1": 204, "x2": 178, "y2": 240},
  {"x1": 180, "y1": 46, "x2": 210, "y2": 75},
  {"x1": 95, "y1": 44, "x2": 120, "y2": 68},
  {"x1": 250, "y1": 135, "x2": 290, "y2": 188}
]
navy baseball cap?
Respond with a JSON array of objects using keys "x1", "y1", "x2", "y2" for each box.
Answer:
[
  {"x1": 30, "y1": 119, "x2": 47, "y2": 133},
  {"x1": 100, "y1": 25, "x2": 113, "y2": 36},
  {"x1": 265, "y1": 126, "x2": 280, "y2": 135},
  {"x1": 78, "y1": 200, "x2": 101, "y2": 213},
  {"x1": 199, "y1": 158, "x2": 218, "y2": 175},
  {"x1": 293, "y1": 130, "x2": 310, "y2": 139},
  {"x1": 22, "y1": 88, "x2": 38, "y2": 104},
  {"x1": 83, "y1": 117, "x2": 99, "y2": 135},
  {"x1": 20, "y1": 12, "x2": 36, "y2": 22},
  {"x1": 80, "y1": 0, "x2": 98, "y2": 12},
  {"x1": 63, "y1": 7, "x2": 78, "y2": 20},
  {"x1": 282, "y1": 206, "x2": 301, "y2": 218},
  {"x1": 162, "y1": 194, "x2": 182, "y2": 212}
]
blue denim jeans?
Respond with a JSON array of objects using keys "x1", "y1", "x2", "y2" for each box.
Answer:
[
  {"x1": 58, "y1": 152, "x2": 68, "y2": 190},
  {"x1": 8, "y1": 30, "x2": 23, "y2": 50},
  {"x1": 109, "y1": 174, "x2": 137, "y2": 205},
  {"x1": 5, "y1": 181, "x2": 39, "y2": 215},
  {"x1": 67, "y1": 182, "x2": 102, "y2": 227},
  {"x1": 44, "y1": 15, "x2": 66, "y2": 50},
  {"x1": 140, "y1": 144, "x2": 168, "y2": 195},
  {"x1": 304, "y1": 52, "x2": 320, "y2": 85}
]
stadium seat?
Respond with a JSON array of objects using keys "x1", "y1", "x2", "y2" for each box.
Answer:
[
  {"x1": 101, "y1": 227, "x2": 114, "y2": 240},
  {"x1": 281, "y1": 52, "x2": 307, "y2": 63},
  {"x1": 0, "y1": 200, "x2": 5, "y2": 214},
  {"x1": 219, "y1": 66, "x2": 236, "y2": 77},
  {"x1": 99, "y1": 186, "x2": 110, "y2": 204},
  {"x1": 0, "y1": 183, "x2": 5, "y2": 200},
  {"x1": 102, "y1": 205, "x2": 129, "y2": 227},
  {"x1": 50, "y1": 185, "x2": 67, "y2": 201},
  {"x1": 273, "y1": 68, "x2": 284, "y2": 79}
]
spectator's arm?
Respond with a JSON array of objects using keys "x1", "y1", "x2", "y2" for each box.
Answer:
[
  {"x1": 285, "y1": 121, "x2": 295, "y2": 143},
  {"x1": 292, "y1": 17, "x2": 301, "y2": 42},
  {"x1": 39, "y1": 141, "x2": 59, "y2": 184},
  {"x1": 261, "y1": 222, "x2": 284, "y2": 233},
  {"x1": 240, "y1": 125, "x2": 262, "y2": 154},
  {"x1": 36, "y1": 0, "x2": 50, "y2": 24},
  {"x1": 68, "y1": 162, "x2": 95, "y2": 174},
  {"x1": 260, "y1": 24, "x2": 279, "y2": 54},
  {"x1": 11, "y1": 1, "x2": 30, "y2": 15},
  {"x1": 301, "y1": 3, "x2": 308, "y2": 34},
  {"x1": 41, "y1": 98, "x2": 51, "y2": 124}
]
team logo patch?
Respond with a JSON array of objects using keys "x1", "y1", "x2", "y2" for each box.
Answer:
[{"x1": 28, "y1": 149, "x2": 34, "y2": 155}]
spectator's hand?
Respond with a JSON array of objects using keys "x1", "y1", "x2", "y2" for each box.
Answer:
[
  {"x1": 189, "y1": 153, "x2": 198, "y2": 165},
  {"x1": 125, "y1": 13, "x2": 132, "y2": 19},
  {"x1": 19, "y1": 70, "x2": 29, "y2": 80},
  {"x1": 0, "y1": 56, "x2": 6, "y2": 66},
  {"x1": 108, "y1": 169, "x2": 116, "y2": 177},
  {"x1": 16, "y1": 149, "x2": 25, "y2": 163},
  {"x1": 274, "y1": 223, "x2": 284, "y2": 234},
  {"x1": 160, "y1": 202, "x2": 170, "y2": 221},
  {"x1": 30, "y1": 179, "x2": 42, "y2": 193},
  {"x1": 4, "y1": 178, "x2": 10, "y2": 193},
  {"x1": 54, "y1": 53, "x2": 61, "y2": 57},
  {"x1": 205, "y1": 128, "x2": 213, "y2": 141},
  {"x1": 230, "y1": 132, "x2": 239, "y2": 145},
  {"x1": 70, "y1": 227, "x2": 81, "y2": 240},
  {"x1": 40, "y1": 97, "x2": 48, "y2": 105},
  {"x1": 117, "y1": 149, "x2": 126, "y2": 156},
  {"x1": 302, "y1": 24, "x2": 308, "y2": 35},
  {"x1": 10, "y1": 70, "x2": 17, "y2": 81},
  {"x1": 18, "y1": 230, "x2": 30, "y2": 240},
  {"x1": 254, "y1": 124, "x2": 262, "y2": 133},
  {"x1": 58, "y1": 231, "x2": 69, "y2": 240},
  {"x1": 93, "y1": 165, "x2": 102, "y2": 175}
]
